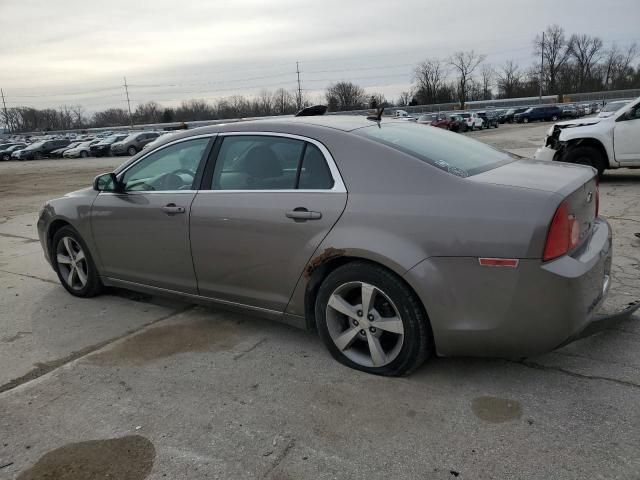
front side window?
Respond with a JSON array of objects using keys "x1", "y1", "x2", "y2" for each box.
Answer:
[
  {"x1": 120, "y1": 137, "x2": 209, "y2": 191},
  {"x1": 212, "y1": 135, "x2": 334, "y2": 190}
]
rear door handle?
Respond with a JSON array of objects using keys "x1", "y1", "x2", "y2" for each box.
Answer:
[
  {"x1": 286, "y1": 207, "x2": 322, "y2": 221},
  {"x1": 162, "y1": 203, "x2": 186, "y2": 215}
]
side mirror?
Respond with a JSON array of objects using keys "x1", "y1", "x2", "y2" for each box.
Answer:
[{"x1": 93, "y1": 172, "x2": 122, "y2": 192}]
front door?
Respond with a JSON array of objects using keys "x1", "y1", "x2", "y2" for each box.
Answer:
[
  {"x1": 190, "y1": 133, "x2": 347, "y2": 312},
  {"x1": 614, "y1": 105, "x2": 640, "y2": 164},
  {"x1": 91, "y1": 136, "x2": 212, "y2": 293}
]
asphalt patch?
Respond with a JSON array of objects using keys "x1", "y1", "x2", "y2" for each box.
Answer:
[
  {"x1": 16, "y1": 435, "x2": 155, "y2": 480},
  {"x1": 87, "y1": 317, "x2": 243, "y2": 366},
  {"x1": 471, "y1": 396, "x2": 522, "y2": 423}
]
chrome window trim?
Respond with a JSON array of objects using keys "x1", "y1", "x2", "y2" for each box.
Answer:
[{"x1": 203, "y1": 131, "x2": 347, "y2": 193}]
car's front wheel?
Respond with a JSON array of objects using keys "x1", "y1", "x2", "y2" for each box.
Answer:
[
  {"x1": 315, "y1": 262, "x2": 432, "y2": 376},
  {"x1": 564, "y1": 146, "x2": 606, "y2": 177},
  {"x1": 127, "y1": 146, "x2": 137, "y2": 156},
  {"x1": 80, "y1": 150, "x2": 88, "y2": 158},
  {"x1": 52, "y1": 226, "x2": 103, "y2": 297}
]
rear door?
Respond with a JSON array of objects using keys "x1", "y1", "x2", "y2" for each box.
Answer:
[{"x1": 190, "y1": 132, "x2": 347, "y2": 312}]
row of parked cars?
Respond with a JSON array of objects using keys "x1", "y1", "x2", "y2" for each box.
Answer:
[
  {"x1": 0, "y1": 130, "x2": 164, "y2": 161},
  {"x1": 396, "y1": 100, "x2": 626, "y2": 132}
]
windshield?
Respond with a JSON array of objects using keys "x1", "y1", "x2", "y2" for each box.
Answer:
[
  {"x1": 602, "y1": 101, "x2": 629, "y2": 112},
  {"x1": 25, "y1": 141, "x2": 44, "y2": 150},
  {"x1": 102, "y1": 135, "x2": 125, "y2": 144},
  {"x1": 355, "y1": 122, "x2": 514, "y2": 177}
]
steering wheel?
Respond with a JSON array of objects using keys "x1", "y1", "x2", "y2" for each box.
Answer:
[{"x1": 160, "y1": 169, "x2": 195, "y2": 190}]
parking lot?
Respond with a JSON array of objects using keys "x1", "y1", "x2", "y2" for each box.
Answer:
[{"x1": 1, "y1": 122, "x2": 639, "y2": 479}]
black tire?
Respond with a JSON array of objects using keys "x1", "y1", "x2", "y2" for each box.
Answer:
[
  {"x1": 551, "y1": 115, "x2": 558, "y2": 121},
  {"x1": 564, "y1": 146, "x2": 606, "y2": 177},
  {"x1": 52, "y1": 226, "x2": 103, "y2": 297},
  {"x1": 80, "y1": 150, "x2": 88, "y2": 158},
  {"x1": 523, "y1": 117, "x2": 529, "y2": 123},
  {"x1": 315, "y1": 261, "x2": 433, "y2": 376},
  {"x1": 127, "y1": 146, "x2": 137, "y2": 156}
]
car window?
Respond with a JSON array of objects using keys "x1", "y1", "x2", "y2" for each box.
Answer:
[
  {"x1": 121, "y1": 137, "x2": 209, "y2": 192},
  {"x1": 355, "y1": 123, "x2": 514, "y2": 177},
  {"x1": 298, "y1": 143, "x2": 335, "y2": 190},
  {"x1": 212, "y1": 135, "x2": 335, "y2": 191},
  {"x1": 213, "y1": 135, "x2": 303, "y2": 190}
]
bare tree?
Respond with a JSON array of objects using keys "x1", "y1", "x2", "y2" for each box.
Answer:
[
  {"x1": 413, "y1": 58, "x2": 447, "y2": 104},
  {"x1": 325, "y1": 81, "x2": 366, "y2": 111},
  {"x1": 533, "y1": 25, "x2": 571, "y2": 94},
  {"x1": 449, "y1": 50, "x2": 485, "y2": 109},
  {"x1": 397, "y1": 90, "x2": 413, "y2": 106},
  {"x1": 480, "y1": 64, "x2": 494, "y2": 100},
  {"x1": 496, "y1": 61, "x2": 522, "y2": 98},
  {"x1": 272, "y1": 88, "x2": 295, "y2": 115},
  {"x1": 567, "y1": 33, "x2": 604, "y2": 91}
]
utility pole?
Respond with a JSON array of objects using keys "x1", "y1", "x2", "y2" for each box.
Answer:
[
  {"x1": 1, "y1": 88, "x2": 9, "y2": 133},
  {"x1": 296, "y1": 61, "x2": 303, "y2": 110},
  {"x1": 539, "y1": 31, "x2": 544, "y2": 103},
  {"x1": 123, "y1": 76, "x2": 133, "y2": 127}
]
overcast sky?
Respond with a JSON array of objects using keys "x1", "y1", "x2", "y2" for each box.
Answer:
[{"x1": 0, "y1": 0, "x2": 638, "y2": 111}]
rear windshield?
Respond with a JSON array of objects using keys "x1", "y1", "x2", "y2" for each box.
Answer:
[{"x1": 355, "y1": 123, "x2": 514, "y2": 177}]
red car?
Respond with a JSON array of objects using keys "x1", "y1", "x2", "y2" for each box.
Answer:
[{"x1": 417, "y1": 113, "x2": 465, "y2": 132}]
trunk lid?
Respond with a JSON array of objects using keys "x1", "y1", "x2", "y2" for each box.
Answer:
[{"x1": 469, "y1": 159, "x2": 598, "y2": 255}]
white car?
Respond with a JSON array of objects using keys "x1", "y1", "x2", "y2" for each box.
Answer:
[
  {"x1": 459, "y1": 112, "x2": 483, "y2": 130},
  {"x1": 534, "y1": 96, "x2": 640, "y2": 176},
  {"x1": 597, "y1": 100, "x2": 631, "y2": 118},
  {"x1": 393, "y1": 110, "x2": 417, "y2": 121},
  {"x1": 63, "y1": 140, "x2": 98, "y2": 158}
]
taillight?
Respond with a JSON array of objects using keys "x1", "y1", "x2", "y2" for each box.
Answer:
[{"x1": 543, "y1": 202, "x2": 580, "y2": 261}]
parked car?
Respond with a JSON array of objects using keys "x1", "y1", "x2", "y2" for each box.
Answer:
[
  {"x1": 0, "y1": 143, "x2": 26, "y2": 161},
  {"x1": 14, "y1": 139, "x2": 70, "y2": 160},
  {"x1": 597, "y1": 100, "x2": 631, "y2": 118},
  {"x1": 477, "y1": 111, "x2": 499, "y2": 129},
  {"x1": 50, "y1": 142, "x2": 81, "y2": 158},
  {"x1": 561, "y1": 104, "x2": 579, "y2": 118},
  {"x1": 514, "y1": 106, "x2": 562, "y2": 123},
  {"x1": 534, "y1": 95, "x2": 640, "y2": 177},
  {"x1": 90, "y1": 134, "x2": 128, "y2": 157},
  {"x1": 63, "y1": 140, "x2": 100, "y2": 158},
  {"x1": 500, "y1": 107, "x2": 527, "y2": 123},
  {"x1": 417, "y1": 113, "x2": 457, "y2": 131},
  {"x1": 393, "y1": 110, "x2": 416, "y2": 121},
  {"x1": 459, "y1": 112, "x2": 483, "y2": 130},
  {"x1": 448, "y1": 114, "x2": 467, "y2": 132},
  {"x1": 37, "y1": 113, "x2": 632, "y2": 376},
  {"x1": 111, "y1": 132, "x2": 161, "y2": 156}
]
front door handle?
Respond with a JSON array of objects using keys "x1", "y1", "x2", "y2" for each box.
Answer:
[
  {"x1": 162, "y1": 203, "x2": 186, "y2": 215},
  {"x1": 286, "y1": 207, "x2": 322, "y2": 221}
]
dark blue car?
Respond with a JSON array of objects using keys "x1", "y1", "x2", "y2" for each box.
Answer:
[{"x1": 514, "y1": 106, "x2": 562, "y2": 123}]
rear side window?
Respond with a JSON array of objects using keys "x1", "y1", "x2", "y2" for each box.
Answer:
[
  {"x1": 355, "y1": 123, "x2": 514, "y2": 177},
  {"x1": 212, "y1": 135, "x2": 335, "y2": 190}
]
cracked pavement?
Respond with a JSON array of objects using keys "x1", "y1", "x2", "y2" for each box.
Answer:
[{"x1": 0, "y1": 123, "x2": 639, "y2": 480}]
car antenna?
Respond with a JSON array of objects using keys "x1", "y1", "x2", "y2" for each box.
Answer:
[
  {"x1": 295, "y1": 105, "x2": 328, "y2": 117},
  {"x1": 366, "y1": 107, "x2": 384, "y2": 123}
]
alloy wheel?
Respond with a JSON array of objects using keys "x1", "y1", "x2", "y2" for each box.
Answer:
[
  {"x1": 56, "y1": 236, "x2": 89, "y2": 290},
  {"x1": 325, "y1": 281, "x2": 404, "y2": 368}
]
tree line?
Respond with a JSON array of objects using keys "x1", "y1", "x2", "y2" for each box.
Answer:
[{"x1": 3, "y1": 24, "x2": 639, "y2": 133}]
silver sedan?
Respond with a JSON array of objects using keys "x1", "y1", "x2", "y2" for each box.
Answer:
[{"x1": 37, "y1": 114, "x2": 629, "y2": 376}]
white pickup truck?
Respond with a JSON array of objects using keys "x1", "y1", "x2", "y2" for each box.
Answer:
[{"x1": 534, "y1": 96, "x2": 640, "y2": 176}]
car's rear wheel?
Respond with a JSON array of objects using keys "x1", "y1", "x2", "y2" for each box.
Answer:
[
  {"x1": 80, "y1": 150, "x2": 88, "y2": 158},
  {"x1": 551, "y1": 115, "x2": 559, "y2": 121},
  {"x1": 127, "y1": 146, "x2": 137, "y2": 156},
  {"x1": 52, "y1": 226, "x2": 103, "y2": 297},
  {"x1": 564, "y1": 146, "x2": 606, "y2": 177},
  {"x1": 315, "y1": 262, "x2": 432, "y2": 376}
]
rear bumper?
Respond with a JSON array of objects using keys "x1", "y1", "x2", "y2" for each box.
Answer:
[{"x1": 403, "y1": 219, "x2": 623, "y2": 357}]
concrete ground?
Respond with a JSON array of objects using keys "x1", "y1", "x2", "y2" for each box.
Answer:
[{"x1": 0, "y1": 123, "x2": 639, "y2": 480}]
